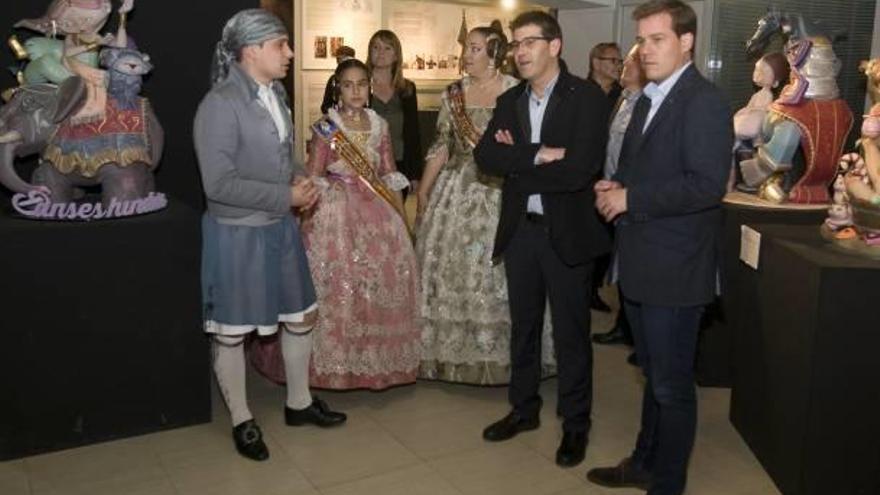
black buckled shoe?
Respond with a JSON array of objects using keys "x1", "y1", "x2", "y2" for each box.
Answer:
[
  {"x1": 285, "y1": 397, "x2": 347, "y2": 427},
  {"x1": 556, "y1": 430, "x2": 587, "y2": 467},
  {"x1": 232, "y1": 419, "x2": 269, "y2": 461},
  {"x1": 587, "y1": 457, "x2": 652, "y2": 490},
  {"x1": 482, "y1": 411, "x2": 540, "y2": 442}
]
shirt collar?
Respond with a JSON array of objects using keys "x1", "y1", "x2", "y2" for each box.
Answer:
[
  {"x1": 527, "y1": 71, "x2": 561, "y2": 102},
  {"x1": 228, "y1": 63, "x2": 272, "y2": 101},
  {"x1": 643, "y1": 61, "x2": 691, "y2": 101}
]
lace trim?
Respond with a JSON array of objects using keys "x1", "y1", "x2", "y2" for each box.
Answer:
[{"x1": 382, "y1": 172, "x2": 409, "y2": 191}]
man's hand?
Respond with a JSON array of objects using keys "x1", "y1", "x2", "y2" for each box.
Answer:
[
  {"x1": 291, "y1": 177, "x2": 319, "y2": 210},
  {"x1": 494, "y1": 129, "x2": 515, "y2": 145},
  {"x1": 594, "y1": 179, "x2": 622, "y2": 193},
  {"x1": 536, "y1": 146, "x2": 565, "y2": 165},
  {"x1": 596, "y1": 187, "x2": 628, "y2": 221}
]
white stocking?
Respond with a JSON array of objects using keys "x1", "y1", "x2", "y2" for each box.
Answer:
[
  {"x1": 282, "y1": 326, "x2": 314, "y2": 410},
  {"x1": 212, "y1": 335, "x2": 253, "y2": 427}
]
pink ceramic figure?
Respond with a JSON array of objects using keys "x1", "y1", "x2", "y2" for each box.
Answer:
[
  {"x1": 16, "y1": 0, "x2": 134, "y2": 123},
  {"x1": 733, "y1": 53, "x2": 789, "y2": 144}
]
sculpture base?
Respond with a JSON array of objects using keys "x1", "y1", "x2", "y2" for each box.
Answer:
[
  {"x1": 819, "y1": 224, "x2": 880, "y2": 260},
  {"x1": 723, "y1": 191, "x2": 828, "y2": 210},
  {"x1": 730, "y1": 223, "x2": 880, "y2": 495},
  {"x1": 0, "y1": 197, "x2": 210, "y2": 460}
]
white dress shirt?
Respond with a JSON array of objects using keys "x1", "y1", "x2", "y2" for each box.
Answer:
[
  {"x1": 257, "y1": 83, "x2": 288, "y2": 142},
  {"x1": 526, "y1": 72, "x2": 560, "y2": 214},
  {"x1": 642, "y1": 62, "x2": 692, "y2": 132}
]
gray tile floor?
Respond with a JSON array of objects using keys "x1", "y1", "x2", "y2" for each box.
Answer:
[{"x1": 0, "y1": 297, "x2": 780, "y2": 495}]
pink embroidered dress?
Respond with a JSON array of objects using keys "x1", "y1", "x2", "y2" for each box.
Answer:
[{"x1": 252, "y1": 108, "x2": 420, "y2": 390}]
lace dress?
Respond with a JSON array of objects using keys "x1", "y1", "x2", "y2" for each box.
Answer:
[
  {"x1": 416, "y1": 76, "x2": 556, "y2": 385},
  {"x1": 250, "y1": 108, "x2": 421, "y2": 390}
]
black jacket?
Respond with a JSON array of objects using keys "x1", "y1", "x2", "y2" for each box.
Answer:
[
  {"x1": 474, "y1": 67, "x2": 612, "y2": 266},
  {"x1": 614, "y1": 65, "x2": 733, "y2": 306}
]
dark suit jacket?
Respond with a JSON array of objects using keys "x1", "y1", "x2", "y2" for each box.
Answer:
[
  {"x1": 474, "y1": 67, "x2": 612, "y2": 267},
  {"x1": 369, "y1": 79, "x2": 423, "y2": 181},
  {"x1": 614, "y1": 64, "x2": 733, "y2": 307}
]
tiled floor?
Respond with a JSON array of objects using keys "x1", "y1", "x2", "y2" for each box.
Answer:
[{"x1": 0, "y1": 299, "x2": 780, "y2": 495}]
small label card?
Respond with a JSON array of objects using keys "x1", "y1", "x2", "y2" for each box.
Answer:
[{"x1": 740, "y1": 225, "x2": 762, "y2": 270}]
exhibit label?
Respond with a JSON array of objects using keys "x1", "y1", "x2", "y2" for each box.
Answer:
[{"x1": 12, "y1": 189, "x2": 167, "y2": 221}]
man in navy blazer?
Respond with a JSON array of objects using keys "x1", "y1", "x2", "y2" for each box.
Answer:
[{"x1": 587, "y1": 1, "x2": 732, "y2": 494}]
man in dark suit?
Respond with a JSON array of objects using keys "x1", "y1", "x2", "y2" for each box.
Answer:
[
  {"x1": 586, "y1": 1, "x2": 733, "y2": 494},
  {"x1": 474, "y1": 11, "x2": 611, "y2": 468}
]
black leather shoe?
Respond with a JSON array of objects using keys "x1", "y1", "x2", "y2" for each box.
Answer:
[
  {"x1": 285, "y1": 397, "x2": 347, "y2": 427},
  {"x1": 232, "y1": 419, "x2": 269, "y2": 461},
  {"x1": 482, "y1": 411, "x2": 539, "y2": 442},
  {"x1": 627, "y1": 352, "x2": 639, "y2": 367},
  {"x1": 587, "y1": 457, "x2": 652, "y2": 490},
  {"x1": 592, "y1": 326, "x2": 630, "y2": 345},
  {"x1": 555, "y1": 430, "x2": 587, "y2": 467},
  {"x1": 591, "y1": 294, "x2": 613, "y2": 313}
]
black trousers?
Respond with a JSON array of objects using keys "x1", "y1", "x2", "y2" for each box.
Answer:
[{"x1": 504, "y1": 217, "x2": 594, "y2": 432}]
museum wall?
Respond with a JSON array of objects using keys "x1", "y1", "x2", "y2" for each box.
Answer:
[{"x1": 557, "y1": 7, "x2": 616, "y2": 79}]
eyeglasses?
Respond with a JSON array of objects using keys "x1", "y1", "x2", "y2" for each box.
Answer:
[
  {"x1": 508, "y1": 36, "x2": 553, "y2": 52},
  {"x1": 597, "y1": 56, "x2": 624, "y2": 65}
]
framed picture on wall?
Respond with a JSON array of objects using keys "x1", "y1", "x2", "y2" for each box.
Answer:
[
  {"x1": 302, "y1": 0, "x2": 381, "y2": 69},
  {"x1": 387, "y1": 0, "x2": 539, "y2": 81}
]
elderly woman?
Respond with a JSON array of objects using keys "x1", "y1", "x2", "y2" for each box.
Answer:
[{"x1": 194, "y1": 8, "x2": 345, "y2": 462}]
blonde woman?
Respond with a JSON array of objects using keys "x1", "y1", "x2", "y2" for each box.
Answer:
[{"x1": 367, "y1": 30, "x2": 422, "y2": 194}]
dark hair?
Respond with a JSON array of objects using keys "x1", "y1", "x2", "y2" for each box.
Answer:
[
  {"x1": 470, "y1": 20, "x2": 509, "y2": 68},
  {"x1": 760, "y1": 52, "x2": 790, "y2": 98},
  {"x1": 332, "y1": 58, "x2": 370, "y2": 103},
  {"x1": 632, "y1": 0, "x2": 697, "y2": 55},
  {"x1": 509, "y1": 11, "x2": 562, "y2": 42},
  {"x1": 588, "y1": 42, "x2": 621, "y2": 79},
  {"x1": 335, "y1": 45, "x2": 355, "y2": 58}
]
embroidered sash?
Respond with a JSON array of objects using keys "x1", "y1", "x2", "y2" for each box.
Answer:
[
  {"x1": 311, "y1": 116, "x2": 410, "y2": 230},
  {"x1": 447, "y1": 81, "x2": 482, "y2": 148}
]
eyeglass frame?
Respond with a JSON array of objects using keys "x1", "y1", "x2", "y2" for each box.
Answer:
[
  {"x1": 595, "y1": 56, "x2": 624, "y2": 65},
  {"x1": 508, "y1": 36, "x2": 556, "y2": 52}
]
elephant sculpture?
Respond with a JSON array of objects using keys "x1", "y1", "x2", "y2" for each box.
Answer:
[{"x1": 0, "y1": 74, "x2": 163, "y2": 205}]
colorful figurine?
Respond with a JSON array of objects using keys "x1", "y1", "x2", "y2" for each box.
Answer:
[{"x1": 738, "y1": 9, "x2": 853, "y2": 204}]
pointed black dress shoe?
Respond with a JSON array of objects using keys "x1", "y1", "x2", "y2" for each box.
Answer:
[
  {"x1": 556, "y1": 430, "x2": 587, "y2": 467},
  {"x1": 232, "y1": 419, "x2": 269, "y2": 461},
  {"x1": 285, "y1": 397, "x2": 347, "y2": 427},
  {"x1": 587, "y1": 457, "x2": 652, "y2": 490},
  {"x1": 482, "y1": 411, "x2": 540, "y2": 442}
]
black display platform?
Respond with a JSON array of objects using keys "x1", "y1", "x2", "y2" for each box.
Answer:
[
  {"x1": 695, "y1": 203, "x2": 827, "y2": 387},
  {"x1": 728, "y1": 223, "x2": 880, "y2": 495},
  {"x1": 0, "y1": 198, "x2": 211, "y2": 460}
]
